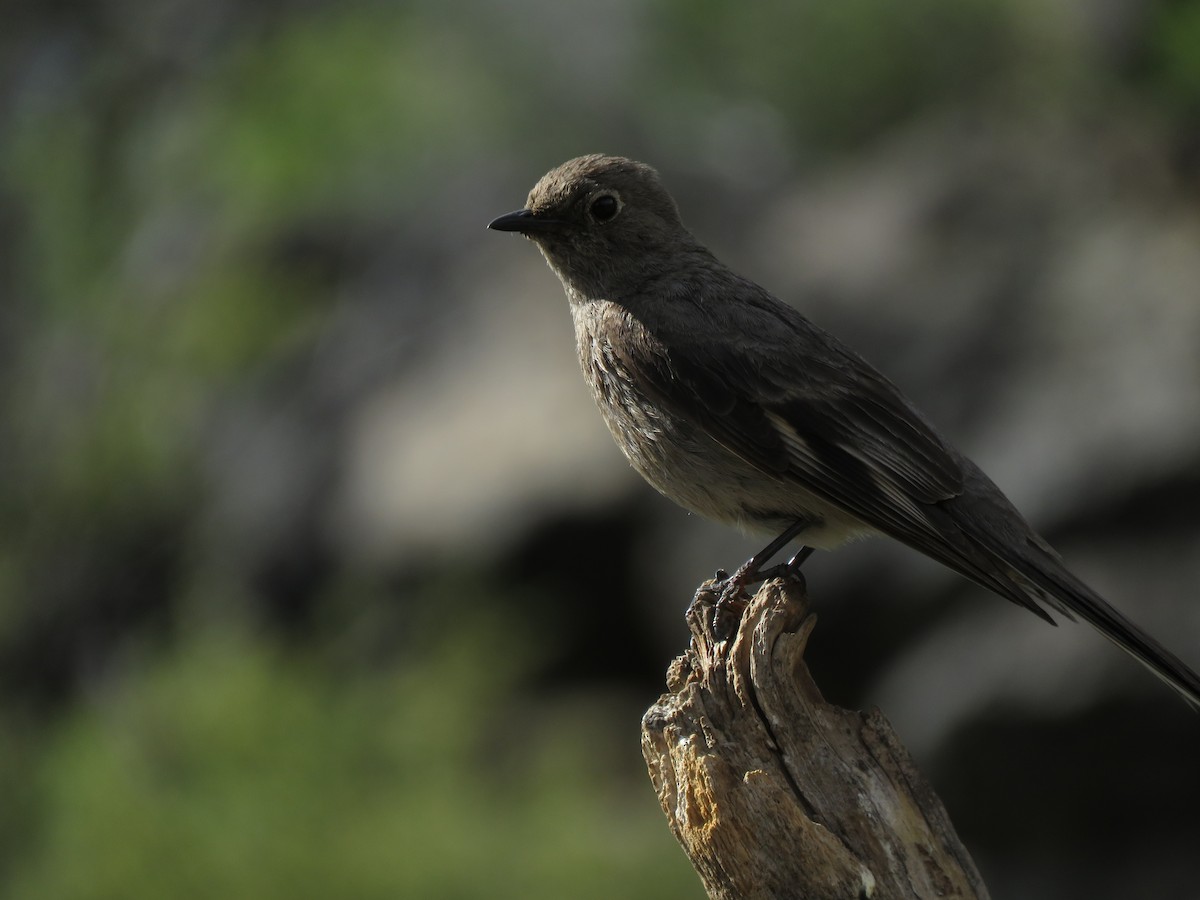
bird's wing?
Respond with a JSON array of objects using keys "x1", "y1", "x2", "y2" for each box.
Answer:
[
  {"x1": 620, "y1": 305, "x2": 1059, "y2": 620},
  {"x1": 617, "y1": 293, "x2": 1200, "y2": 706},
  {"x1": 672, "y1": 341, "x2": 956, "y2": 512}
]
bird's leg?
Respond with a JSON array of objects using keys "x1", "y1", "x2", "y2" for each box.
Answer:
[
  {"x1": 712, "y1": 520, "x2": 810, "y2": 634},
  {"x1": 757, "y1": 545, "x2": 815, "y2": 583},
  {"x1": 718, "y1": 519, "x2": 811, "y2": 592}
]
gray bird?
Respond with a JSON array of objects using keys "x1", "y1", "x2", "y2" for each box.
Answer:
[{"x1": 489, "y1": 153, "x2": 1200, "y2": 708}]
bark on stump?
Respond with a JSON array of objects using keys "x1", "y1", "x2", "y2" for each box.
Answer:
[{"x1": 641, "y1": 576, "x2": 989, "y2": 900}]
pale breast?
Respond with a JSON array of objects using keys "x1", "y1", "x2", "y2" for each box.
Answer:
[{"x1": 568, "y1": 300, "x2": 871, "y2": 546}]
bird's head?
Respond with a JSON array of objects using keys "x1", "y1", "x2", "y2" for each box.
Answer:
[{"x1": 489, "y1": 154, "x2": 695, "y2": 300}]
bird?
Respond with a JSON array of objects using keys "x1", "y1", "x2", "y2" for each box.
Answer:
[{"x1": 488, "y1": 153, "x2": 1200, "y2": 708}]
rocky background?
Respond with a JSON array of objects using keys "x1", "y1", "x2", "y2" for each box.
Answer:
[{"x1": 2, "y1": 1, "x2": 1198, "y2": 897}]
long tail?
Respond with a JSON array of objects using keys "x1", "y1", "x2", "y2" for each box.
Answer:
[
  {"x1": 1001, "y1": 543, "x2": 1200, "y2": 710},
  {"x1": 846, "y1": 458, "x2": 1200, "y2": 707}
]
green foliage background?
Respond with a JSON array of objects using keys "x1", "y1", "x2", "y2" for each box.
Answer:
[{"x1": 7, "y1": 613, "x2": 689, "y2": 898}]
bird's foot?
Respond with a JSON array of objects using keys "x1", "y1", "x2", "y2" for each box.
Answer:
[
  {"x1": 709, "y1": 560, "x2": 757, "y2": 639},
  {"x1": 708, "y1": 546, "x2": 815, "y2": 638},
  {"x1": 754, "y1": 546, "x2": 815, "y2": 590},
  {"x1": 712, "y1": 592, "x2": 747, "y2": 640}
]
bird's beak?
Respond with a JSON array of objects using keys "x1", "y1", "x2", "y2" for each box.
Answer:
[{"x1": 487, "y1": 208, "x2": 564, "y2": 235}]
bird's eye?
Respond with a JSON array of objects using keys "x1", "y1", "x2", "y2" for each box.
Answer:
[{"x1": 590, "y1": 194, "x2": 619, "y2": 222}]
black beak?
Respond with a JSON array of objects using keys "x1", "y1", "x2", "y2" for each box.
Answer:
[{"x1": 487, "y1": 208, "x2": 564, "y2": 235}]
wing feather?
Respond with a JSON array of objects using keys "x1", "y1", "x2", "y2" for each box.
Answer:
[{"x1": 616, "y1": 309, "x2": 1056, "y2": 621}]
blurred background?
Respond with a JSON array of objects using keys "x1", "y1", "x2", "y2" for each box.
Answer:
[{"x1": 2, "y1": 0, "x2": 1199, "y2": 897}]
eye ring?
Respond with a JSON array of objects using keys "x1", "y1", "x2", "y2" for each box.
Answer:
[{"x1": 589, "y1": 193, "x2": 620, "y2": 223}]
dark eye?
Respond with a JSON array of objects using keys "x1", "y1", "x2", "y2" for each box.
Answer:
[{"x1": 590, "y1": 194, "x2": 619, "y2": 222}]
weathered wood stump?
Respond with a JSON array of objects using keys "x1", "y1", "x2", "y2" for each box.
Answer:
[{"x1": 641, "y1": 576, "x2": 989, "y2": 900}]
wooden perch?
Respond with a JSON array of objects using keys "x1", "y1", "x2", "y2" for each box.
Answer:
[{"x1": 641, "y1": 576, "x2": 989, "y2": 900}]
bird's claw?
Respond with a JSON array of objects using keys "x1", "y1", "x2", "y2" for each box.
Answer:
[{"x1": 710, "y1": 571, "x2": 751, "y2": 639}]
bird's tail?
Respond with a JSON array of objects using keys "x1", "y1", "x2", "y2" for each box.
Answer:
[{"x1": 1006, "y1": 543, "x2": 1200, "y2": 710}]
